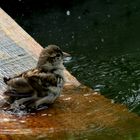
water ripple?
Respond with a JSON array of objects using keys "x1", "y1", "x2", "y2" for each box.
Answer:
[{"x1": 67, "y1": 54, "x2": 140, "y2": 114}]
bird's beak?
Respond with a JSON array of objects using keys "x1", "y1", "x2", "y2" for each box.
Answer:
[
  {"x1": 62, "y1": 52, "x2": 72, "y2": 62},
  {"x1": 62, "y1": 52, "x2": 71, "y2": 58}
]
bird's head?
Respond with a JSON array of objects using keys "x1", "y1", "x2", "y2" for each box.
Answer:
[{"x1": 37, "y1": 45, "x2": 70, "y2": 70}]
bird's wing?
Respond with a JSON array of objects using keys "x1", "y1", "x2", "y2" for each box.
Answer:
[
  {"x1": 3, "y1": 68, "x2": 38, "y2": 85},
  {"x1": 4, "y1": 77, "x2": 34, "y2": 97},
  {"x1": 3, "y1": 90, "x2": 33, "y2": 97}
]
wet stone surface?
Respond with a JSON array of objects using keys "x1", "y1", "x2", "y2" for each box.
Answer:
[{"x1": 0, "y1": 85, "x2": 140, "y2": 140}]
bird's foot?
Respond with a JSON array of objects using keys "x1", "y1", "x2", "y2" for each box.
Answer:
[
  {"x1": 10, "y1": 101, "x2": 25, "y2": 110},
  {"x1": 26, "y1": 101, "x2": 48, "y2": 111}
]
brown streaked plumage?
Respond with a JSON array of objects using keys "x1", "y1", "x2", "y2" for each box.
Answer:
[{"x1": 3, "y1": 45, "x2": 68, "y2": 110}]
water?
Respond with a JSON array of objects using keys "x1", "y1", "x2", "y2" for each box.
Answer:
[{"x1": 67, "y1": 53, "x2": 140, "y2": 114}]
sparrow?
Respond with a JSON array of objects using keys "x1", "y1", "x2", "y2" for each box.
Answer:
[{"x1": 3, "y1": 45, "x2": 70, "y2": 110}]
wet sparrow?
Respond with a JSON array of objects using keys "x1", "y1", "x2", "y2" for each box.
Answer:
[{"x1": 3, "y1": 45, "x2": 69, "y2": 110}]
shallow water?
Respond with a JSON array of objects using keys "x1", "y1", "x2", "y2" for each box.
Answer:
[{"x1": 1, "y1": 85, "x2": 140, "y2": 140}]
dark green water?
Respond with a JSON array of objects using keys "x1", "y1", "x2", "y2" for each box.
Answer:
[{"x1": 4, "y1": 0, "x2": 140, "y2": 115}]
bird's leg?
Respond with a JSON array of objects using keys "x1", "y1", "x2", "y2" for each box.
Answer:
[
  {"x1": 28, "y1": 93, "x2": 56, "y2": 109},
  {"x1": 57, "y1": 77, "x2": 64, "y2": 88},
  {"x1": 10, "y1": 93, "x2": 37, "y2": 109}
]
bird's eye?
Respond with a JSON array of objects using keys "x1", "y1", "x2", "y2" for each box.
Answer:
[{"x1": 56, "y1": 54, "x2": 60, "y2": 57}]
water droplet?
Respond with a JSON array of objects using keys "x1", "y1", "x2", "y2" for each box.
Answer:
[
  {"x1": 41, "y1": 114, "x2": 47, "y2": 116},
  {"x1": 93, "y1": 92, "x2": 99, "y2": 95},
  {"x1": 101, "y1": 38, "x2": 104, "y2": 42},
  {"x1": 107, "y1": 14, "x2": 111, "y2": 18},
  {"x1": 78, "y1": 16, "x2": 81, "y2": 19},
  {"x1": 48, "y1": 114, "x2": 52, "y2": 116},
  {"x1": 94, "y1": 89, "x2": 100, "y2": 92},
  {"x1": 95, "y1": 47, "x2": 98, "y2": 50},
  {"x1": 66, "y1": 10, "x2": 70, "y2": 16},
  {"x1": 20, "y1": 120, "x2": 25, "y2": 123},
  {"x1": 84, "y1": 93, "x2": 90, "y2": 96},
  {"x1": 63, "y1": 97, "x2": 71, "y2": 101},
  {"x1": 111, "y1": 99, "x2": 115, "y2": 104},
  {"x1": 72, "y1": 35, "x2": 74, "y2": 39}
]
